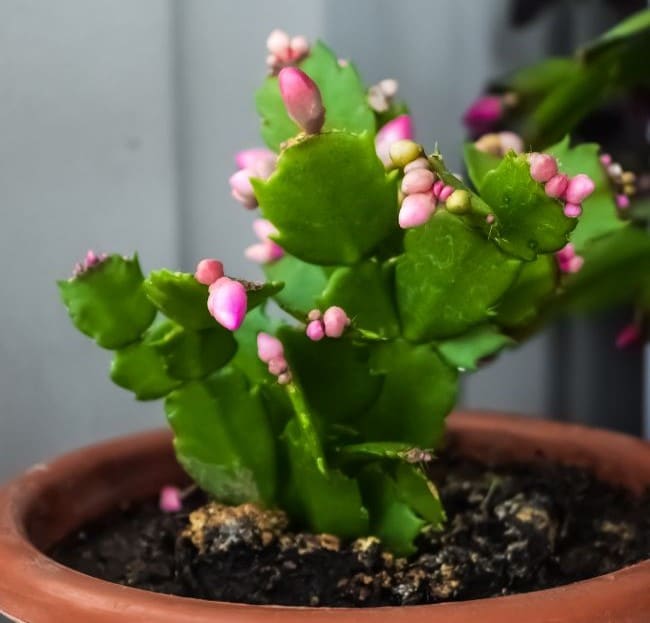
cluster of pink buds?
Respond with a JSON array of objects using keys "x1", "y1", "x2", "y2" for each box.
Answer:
[
  {"x1": 72, "y1": 250, "x2": 108, "y2": 277},
  {"x1": 555, "y1": 243, "x2": 584, "y2": 274},
  {"x1": 278, "y1": 67, "x2": 325, "y2": 135},
  {"x1": 257, "y1": 332, "x2": 291, "y2": 384},
  {"x1": 600, "y1": 153, "x2": 636, "y2": 210},
  {"x1": 230, "y1": 148, "x2": 277, "y2": 209},
  {"x1": 474, "y1": 131, "x2": 524, "y2": 157},
  {"x1": 266, "y1": 29, "x2": 310, "y2": 75},
  {"x1": 367, "y1": 79, "x2": 399, "y2": 113},
  {"x1": 195, "y1": 259, "x2": 247, "y2": 331},
  {"x1": 305, "y1": 307, "x2": 351, "y2": 341},
  {"x1": 462, "y1": 93, "x2": 517, "y2": 136},
  {"x1": 528, "y1": 153, "x2": 595, "y2": 218},
  {"x1": 375, "y1": 114, "x2": 413, "y2": 167},
  {"x1": 391, "y1": 142, "x2": 471, "y2": 229},
  {"x1": 245, "y1": 219, "x2": 284, "y2": 264}
]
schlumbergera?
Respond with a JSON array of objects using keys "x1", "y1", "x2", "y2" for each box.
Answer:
[{"x1": 59, "y1": 29, "x2": 649, "y2": 555}]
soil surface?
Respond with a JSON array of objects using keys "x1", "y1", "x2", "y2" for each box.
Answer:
[{"x1": 51, "y1": 454, "x2": 650, "y2": 607}]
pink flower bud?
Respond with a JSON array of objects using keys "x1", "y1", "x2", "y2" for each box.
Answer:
[
  {"x1": 306, "y1": 319, "x2": 325, "y2": 341},
  {"x1": 616, "y1": 323, "x2": 641, "y2": 350},
  {"x1": 245, "y1": 243, "x2": 282, "y2": 264},
  {"x1": 565, "y1": 174, "x2": 595, "y2": 204},
  {"x1": 278, "y1": 67, "x2": 325, "y2": 135},
  {"x1": 563, "y1": 203, "x2": 582, "y2": 218},
  {"x1": 268, "y1": 356, "x2": 288, "y2": 376},
  {"x1": 438, "y1": 185, "x2": 454, "y2": 202},
  {"x1": 463, "y1": 95, "x2": 503, "y2": 133},
  {"x1": 529, "y1": 153, "x2": 558, "y2": 183},
  {"x1": 229, "y1": 169, "x2": 258, "y2": 208},
  {"x1": 194, "y1": 259, "x2": 224, "y2": 285},
  {"x1": 159, "y1": 486, "x2": 182, "y2": 513},
  {"x1": 616, "y1": 194, "x2": 630, "y2": 209},
  {"x1": 323, "y1": 306, "x2": 351, "y2": 338},
  {"x1": 245, "y1": 219, "x2": 284, "y2": 264},
  {"x1": 375, "y1": 115, "x2": 414, "y2": 167},
  {"x1": 235, "y1": 148, "x2": 276, "y2": 173},
  {"x1": 404, "y1": 157, "x2": 430, "y2": 173},
  {"x1": 499, "y1": 131, "x2": 524, "y2": 154},
  {"x1": 207, "y1": 277, "x2": 247, "y2": 331},
  {"x1": 398, "y1": 193, "x2": 436, "y2": 229},
  {"x1": 267, "y1": 29, "x2": 291, "y2": 60},
  {"x1": 555, "y1": 244, "x2": 583, "y2": 274},
  {"x1": 599, "y1": 153, "x2": 612, "y2": 166},
  {"x1": 401, "y1": 169, "x2": 435, "y2": 195},
  {"x1": 277, "y1": 372, "x2": 292, "y2": 385},
  {"x1": 544, "y1": 174, "x2": 569, "y2": 199},
  {"x1": 290, "y1": 36, "x2": 309, "y2": 59},
  {"x1": 432, "y1": 180, "x2": 444, "y2": 199},
  {"x1": 307, "y1": 309, "x2": 321, "y2": 321},
  {"x1": 486, "y1": 214, "x2": 495, "y2": 224},
  {"x1": 257, "y1": 332, "x2": 284, "y2": 363}
]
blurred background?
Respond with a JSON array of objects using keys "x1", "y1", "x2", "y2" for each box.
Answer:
[{"x1": 1, "y1": 0, "x2": 648, "y2": 486}]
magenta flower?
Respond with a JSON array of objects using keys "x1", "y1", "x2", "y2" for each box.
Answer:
[
  {"x1": 278, "y1": 67, "x2": 325, "y2": 135},
  {"x1": 194, "y1": 258, "x2": 224, "y2": 286},
  {"x1": 463, "y1": 95, "x2": 503, "y2": 134},
  {"x1": 207, "y1": 277, "x2": 247, "y2": 331},
  {"x1": 375, "y1": 115, "x2": 414, "y2": 167},
  {"x1": 245, "y1": 219, "x2": 284, "y2": 264}
]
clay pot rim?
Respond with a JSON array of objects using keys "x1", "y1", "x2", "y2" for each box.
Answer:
[{"x1": 0, "y1": 410, "x2": 649, "y2": 623}]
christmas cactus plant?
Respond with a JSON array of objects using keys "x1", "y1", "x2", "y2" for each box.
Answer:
[{"x1": 59, "y1": 24, "x2": 649, "y2": 556}]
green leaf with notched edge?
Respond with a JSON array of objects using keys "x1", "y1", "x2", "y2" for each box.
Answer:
[
  {"x1": 495, "y1": 255, "x2": 557, "y2": 328},
  {"x1": 264, "y1": 255, "x2": 330, "y2": 317},
  {"x1": 255, "y1": 41, "x2": 375, "y2": 151},
  {"x1": 253, "y1": 132, "x2": 399, "y2": 266},
  {"x1": 359, "y1": 464, "x2": 426, "y2": 556},
  {"x1": 145, "y1": 270, "x2": 283, "y2": 331},
  {"x1": 394, "y1": 463, "x2": 445, "y2": 528},
  {"x1": 547, "y1": 136, "x2": 624, "y2": 251},
  {"x1": 396, "y1": 211, "x2": 521, "y2": 341},
  {"x1": 165, "y1": 369, "x2": 276, "y2": 504},
  {"x1": 279, "y1": 326, "x2": 382, "y2": 423},
  {"x1": 58, "y1": 254, "x2": 156, "y2": 349},
  {"x1": 463, "y1": 142, "x2": 502, "y2": 191},
  {"x1": 437, "y1": 325, "x2": 515, "y2": 372},
  {"x1": 110, "y1": 332, "x2": 181, "y2": 400},
  {"x1": 319, "y1": 260, "x2": 400, "y2": 338},
  {"x1": 360, "y1": 340, "x2": 458, "y2": 448},
  {"x1": 558, "y1": 226, "x2": 650, "y2": 314},
  {"x1": 480, "y1": 153, "x2": 576, "y2": 260},
  {"x1": 144, "y1": 271, "x2": 213, "y2": 330},
  {"x1": 282, "y1": 418, "x2": 368, "y2": 538},
  {"x1": 150, "y1": 323, "x2": 237, "y2": 381}
]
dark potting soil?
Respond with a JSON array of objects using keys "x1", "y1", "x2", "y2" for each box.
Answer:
[{"x1": 51, "y1": 454, "x2": 650, "y2": 608}]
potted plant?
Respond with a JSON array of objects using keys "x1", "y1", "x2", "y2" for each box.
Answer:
[{"x1": 1, "y1": 13, "x2": 649, "y2": 623}]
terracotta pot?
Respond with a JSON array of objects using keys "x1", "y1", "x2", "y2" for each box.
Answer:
[{"x1": 0, "y1": 411, "x2": 649, "y2": 623}]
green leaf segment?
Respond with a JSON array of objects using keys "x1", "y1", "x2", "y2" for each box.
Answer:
[{"x1": 59, "y1": 26, "x2": 648, "y2": 556}]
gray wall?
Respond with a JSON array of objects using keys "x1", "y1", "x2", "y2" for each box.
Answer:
[{"x1": 0, "y1": 0, "x2": 646, "y2": 491}]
